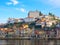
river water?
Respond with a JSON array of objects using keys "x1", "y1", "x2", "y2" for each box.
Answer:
[{"x1": 0, "y1": 39, "x2": 60, "y2": 45}]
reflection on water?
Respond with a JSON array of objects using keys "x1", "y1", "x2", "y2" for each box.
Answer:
[{"x1": 0, "y1": 39, "x2": 60, "y2": 45}]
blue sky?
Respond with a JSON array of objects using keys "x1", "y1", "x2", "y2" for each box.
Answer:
[{"x1": 0, "y1": 0, "x2": 60, "y2": 23}]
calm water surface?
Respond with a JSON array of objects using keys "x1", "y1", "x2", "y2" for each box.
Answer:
[{"x1": 0, "y1": 39, "x2": 60, "y2": 45}]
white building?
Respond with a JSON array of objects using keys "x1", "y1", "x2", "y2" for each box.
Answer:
[
  {"x1": 18, "y1": 18, "x2": 24, "y2": 22},
  {"x1": 24, "y1": 17, "x2": 35, "y2": 22},
  {"x1": 56, "y1": 23, "x2": 60, "y2": 28},
  {"x1": 8, "y1": 18, "x2": 15, "y2": 23},
  {"x1": 8, "y1": 18, "x2": 24, "y2": 24},
  {"x1": 46, "y1": 21, "x2": 52, "y2": 27}
]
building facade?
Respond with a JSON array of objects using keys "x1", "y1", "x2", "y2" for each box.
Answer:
[{"x1": 28, "y1": 10, "x2": 40, "y2": 18}]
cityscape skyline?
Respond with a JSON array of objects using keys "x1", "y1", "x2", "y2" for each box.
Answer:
[{"x1": 0, "y1": 0, "x2": 60, "y2": 23}]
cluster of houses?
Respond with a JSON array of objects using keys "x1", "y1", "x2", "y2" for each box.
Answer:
[{"x1": 0, "y1": 10, "x2": 60, "y2": 38}]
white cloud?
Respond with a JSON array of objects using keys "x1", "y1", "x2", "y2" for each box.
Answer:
[
  {"x1": 16, "y1": 8, "x2": 26, "y2": 12},
  {"x1": 6, "y1": 2, "x2": 12, "y2": 5},
  {"x1": 6, "y1": 0, "x2": 19, "y2": 5},
  {"x1": 10, "y1": 0, "x2": 19, "y2": 5},
  {"x1": 20, "y1": 8, "x2": 26, "y2": 12}
]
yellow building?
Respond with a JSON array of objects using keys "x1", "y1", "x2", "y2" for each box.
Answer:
[{"x1": 22, "y1": 24, "x2": 29, "y2": 29}]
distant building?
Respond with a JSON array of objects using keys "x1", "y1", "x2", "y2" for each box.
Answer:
[
  {"x1": 14, "y1": 18, "x2": 24, "y2": 23},
  {"x1": 7, "y1": 18, "x2": 24, "y2": 24},
  {"x1": 36, "y1": 20, "x2": 41, "y2": 25},
  {"x1": 0, "y1": 32, "x2": 5, "y2": 37},
  {"x1": 8, "y1": 18, "x2": 15, "y2": 23},
  {"x1": 46, "y1": 21, "x2": 52, "y2": 27},
  {"x1": 28, "y1": 10, "x2": 41, "y2": 18},
  {"x1": 18, "y1": 18, "x2": 24, "y2": 22},
  {"x1": 24, "y1": 17, "x2": 35, "y2": 22},
  {"x1": 56, "y1": 29, "x2": 60, "y2": 38},
  {"x1": 45, "y1": 15, "x2": 53, "y2": 21},
  {"x1": 56, "y1": 23, "x2": 60, "y2": 28}
]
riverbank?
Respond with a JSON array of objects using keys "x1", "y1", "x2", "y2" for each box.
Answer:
[{"x1": 0, "y1": 37, "x2": 60, "y2": 40}]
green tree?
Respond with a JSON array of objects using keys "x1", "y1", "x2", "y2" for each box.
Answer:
[
  {"x1": 49, "y1": 12, "x2": 55, "y2": 17},
  {"x1": 8, "y1": 23, "x2": 14, "y2": 28},
  {"x1": 39, "y1": 11, "x2": 43, "y2": 16},
  {"x1": 49, "y1": 12, "x2": 56, "y2": 20},
  {"x1": 50, "y1": 23, "x2": 56, "y2": 29}
]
